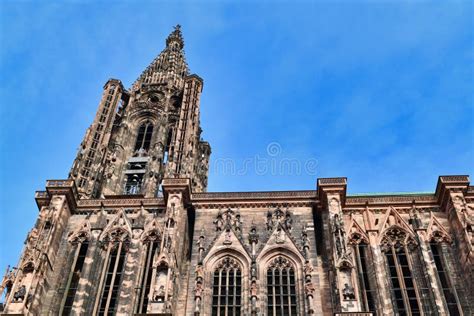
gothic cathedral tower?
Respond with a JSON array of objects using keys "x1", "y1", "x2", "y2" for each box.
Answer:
[
  {"x1": 0, "y1": 26, "x2": 211, "y2": 315},
  {"x1": 2, "y1": 25, "x2": 473, "y2": 316},
  {"x1": 70, "y1": 25, "x2": 211, "y2": 198}
]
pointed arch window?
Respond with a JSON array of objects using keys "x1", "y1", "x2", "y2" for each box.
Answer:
[
  {"x1": 60, "y1": 233, "x2": 89, "y2": 316},
  {"x1": 381, "y1": 228, "x2": 421, "y2": 316},
  {"x1": 266, "y1": 256, "x2": 298, "y2": 316},
  {"x1": 429, "y1": 230, "x2": 461, "y2": 316},
  {"x1": 349, "y1": 234, "x2": 376, "y2": 313},
  {"x1": 95, "y1": 230, "x2": 129, "y2": 316},
  {"x1": 136, "y1": 231, "x2": 161, "y2": 313},
  {"x1": 134, "y1": 122, "x2": 154, "y2": 153},
  {"x1": 211, "y1": 257, "x2": 242, "y2": 316}
]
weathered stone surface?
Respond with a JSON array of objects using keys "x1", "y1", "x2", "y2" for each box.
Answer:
[{"x1": 1, "y1": 26, "x2": 473, "y2": 316}]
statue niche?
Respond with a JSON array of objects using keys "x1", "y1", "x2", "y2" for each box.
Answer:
[{"x1": 149, "y1": 262, "x2": 173, "y2": 314}]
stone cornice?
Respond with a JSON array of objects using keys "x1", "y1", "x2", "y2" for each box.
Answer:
[
  {"x1": 47, "y1": 175, "x2": 471, "y2": 213},
  {"x1": 192, "y1": 190, "x2": 317, "y2": 200},
  {"x1": 191, "y1": 190, "x2": 317, "y2": 209},
  {"x1": 346, "y1": 194, "x2": 437, "y2": 207},
  {"x1": 77, "y1": 197, "x2": 165, "y2": 209}
]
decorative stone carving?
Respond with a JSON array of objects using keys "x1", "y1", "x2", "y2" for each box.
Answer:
[
  {"x1": 305, "y1": 281, "x2": 315, "y2": 296},
  {"x1": 275, "y1": 226, "x2": 286, "y2": 244},
  {"x1": 12, "y1": 285, "x2": 26, "y2": 302},
  {"x1": 266, "y1": 211, "x2": 274, "y2": 232},
  {"x1": 164, "y1": 300, "x2": 172, "y2": 313},
  {"x1": 197, "y1": 229, "x2": 205, "y2": 264},
  {"x1": 251, "y1": 261, "x2": 257, "y2": 279},
  {"x1": 217, "y1": 257, "x2": 240, "y2": 270},
  {"x1": 301, "y1": 224, "x2": 311, "y2": 260},
  {"x1": 347, "y1": 217, "x2": 369, "y2": 246},
  {"x1": 213, "y1": 210, "x2": 224, "y2": 232},
  {"x1": 284, "y1": 210, "x2": 293, "y2": 231},
  {"x1": 342, "y1": 283, "x2": 356, "y2": 300},
  {"x1": 195, "y1": 264, "x2": 204, "y2": 281},
  {"x1": 248, "y1": 222, "x2": 259, "y2": 245},
  {"x1": 233, "y1": 210, "x2": 242, "y2": 234},
  {"x1": 329, "y1": 197, "x2": 341, "y2": 214},
  {"x1": 427, "y1": 215, "x2": 452, "y2": 244},
  {"x1": 304, "y1": 261, "x2": 314, "y2": 275},
  {"x1": 380, "y1": 226, "x2": 417, "y2": 253},
  {"x1": 333, "y1": 214, "x2": 348, "y2": 258},
  {"x1": 223, "y1": 228, "x2": 232, "y2": 245},
  {"x1": 102, "y1": 228, "x2": 130, "y2": 246},
  {"x1": 268, "y1": 256, "x2": 292, "y2": 269}
]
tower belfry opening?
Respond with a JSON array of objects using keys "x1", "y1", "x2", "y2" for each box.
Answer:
[
  {"x1": 1, "y1": 26, "x2": 472, "y2": 316},
  {"x1": 67, "y1": 24, "x2": 211, "y2": 199}
]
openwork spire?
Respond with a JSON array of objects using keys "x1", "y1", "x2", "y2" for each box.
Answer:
[
  {"x1": 166, "y1": 24, "x2": 184, "y2": 49},
  {"x1": 132, "y1": 25, "x2": 189, "y2": 90}
]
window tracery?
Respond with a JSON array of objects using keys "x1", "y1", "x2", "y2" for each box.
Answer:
[
  {"x1": 427, "y1": 224, "x2": 462, "y2": 315},
  {"x1": 61, "y1": 237, "x2": 89, "y2": 316},
  {"x1": 266, "y1": 256, "x2": 298, "y2": 316},
  {"x1": 134, "y1": 122, "x2": 154, "y2": 155},
  {"x1": 381, "y1": 227, "x2": 421, "y2": 316},
  {"x1": 95, "y1": 229, "x2": 130, "y2": 316},
  {"x1": 348, "y1": 234, "x2": 376, "y2": 313},
  {"x1": 211, "y1": 257, "x2": 242, "y2": 316},
  {"x1": 136, "y1": 230, "x2": 161, "y2": 313}
]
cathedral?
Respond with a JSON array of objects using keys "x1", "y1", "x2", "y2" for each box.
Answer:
[{"x1": 1, "y1": 25, "x2": 473, "y2": 316}]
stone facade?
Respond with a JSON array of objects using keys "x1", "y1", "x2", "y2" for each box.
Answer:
[{"x1": 1, "y1": 26, "x2": 473, "y2": 316}]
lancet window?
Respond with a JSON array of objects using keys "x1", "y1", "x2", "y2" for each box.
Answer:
[
  {"x1": 211, "y1": 257, "x2": 242, "y2": 316},
  {"x1": 266, "y1": 256, "x2": 298, "y2": 316},
  {"x1": 96, "y1": 230, "x2": 130, "y2": 316},
  {"x1": 381, "y1": 227, "x2": 421, "y2": 316},
  {"x1": 136, "y1": 231, "x2": 161, "y2": 313},
  {"x1": 60, "y1": 232, "x2": 89, "y2": 316},
  {"x1": 429, "y1": 227, "x2": 461, "y2": 316},
  {"x1": 349, "y1": 234, "x2": 376, "y2": 312},
  {"x1": 134, "y1": 122, "x2": 154, "y2": 153}
]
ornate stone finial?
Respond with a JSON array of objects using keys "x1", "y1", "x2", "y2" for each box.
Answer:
[{"x1": 166, "y1": 24, "x2": 184, "y2": 49}]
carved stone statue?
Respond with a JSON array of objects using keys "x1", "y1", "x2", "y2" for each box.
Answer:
[
  {"x1": 266, "y1": 211, "x2": 274, "y2": 231},
  {"x1": 195, "y1": 265, "x2": 204, "y2": 280},
  {"x1": 233, "y1": 213, "x2": 242, "y2": 232},
  {"x1": 249, "y1": 223, "x2": 258, "y2": 244},
  {"x1": 284, "y1": 211, "x2": 293, "y2": 231},
  {"x1": 305, "y1": 281, "x2": 315, "y2": 296},
  {"x1": 342, "y1": 283, "x2": 356, "y2": 300},
  {"x1": 194, "y1": 282, "x2": 203, "y2": 298},
  {"x1": 250, "y1": 281, "x2": 257, "y2": 296},
  {"x1": 333, "y1": 214, "x2": 347, "y2": 257},
  {"x1": 223, "y1": 228, "x2": 232, "y2": 245},
  {"x1": 251, "y1": 261, "x2": 257, "y2": 278},
  {"x1": 13, "y1": 285, "x2": 26, "y2": 302},
  {"x1": 304, "y1": 261, "x2": 314, "y2": 275},
  {"x1": 302, "y1": 231, "x2": 310, "y2": 248},
  {"x1": 213, "y1": 213, "x2": 224, "y2": 231},
  {"x1": 275, "y1": 227, "x2": 285, "y2": 244}
]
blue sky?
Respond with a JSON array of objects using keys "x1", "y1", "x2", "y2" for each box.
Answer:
[{"x1": 0, "y1": 1, "x2": 473, "y2": 277}]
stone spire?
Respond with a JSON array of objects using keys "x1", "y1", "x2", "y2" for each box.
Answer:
[
  {"x1": 132, "y1": 25, "x2": 189, "y2": 90},
  {"x1": 166, "y1": 24, "x2": 184, "y2": 49}
]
